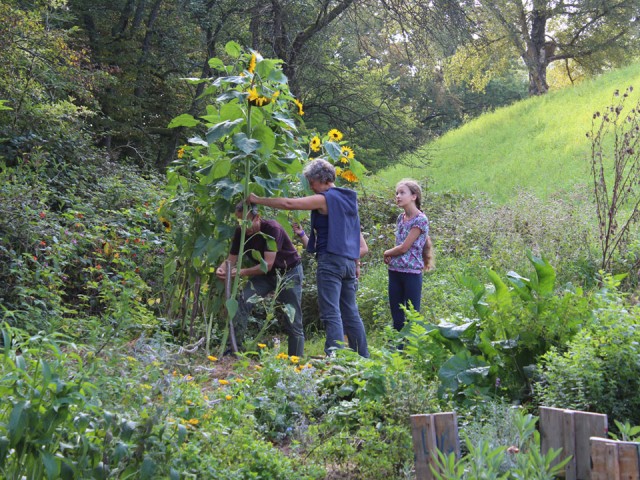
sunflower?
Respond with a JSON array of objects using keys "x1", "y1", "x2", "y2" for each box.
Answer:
[
  {"x1": 310, "y1": 136, "x2": 321, "y2": 152},
  {"x1": 335, "y1": 166, "x2": 343, "y2": 176},
  {"x1": 341, "y1": 145, "x2": 354, "y2": 159},
  {"x1": 293, "y1": 98, "x2": 304, "y2": 116},
  {"x1": 248, "y1": 53, "x2": 257, "y2": 74},
  {"x1": 177, "y1": 147, "x2": 185, "y2": 159},
  {"x1": 341, "y1": 170, "x2": 358, "y2": 183},
  {"x1": 339, "y1": 157, "x2": 349, "y2": 164},
  {"x1": 159, "y1": 217, "x2": 172, "y2": 232},
  {"x1": 248, "y1": 87, "x2": 270, "y2": 107},
  {"x1": 328, "y1": 129, "x2": 343, "y2": 141}
]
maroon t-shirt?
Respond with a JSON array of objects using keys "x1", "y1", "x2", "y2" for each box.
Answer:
[{"x1": 230, "y1": 219, "x2": 300, "y2": 274}]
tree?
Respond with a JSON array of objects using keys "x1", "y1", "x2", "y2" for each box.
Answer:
[{"x1": 450, "y1": 0, "x2": 640, "y2": 95}]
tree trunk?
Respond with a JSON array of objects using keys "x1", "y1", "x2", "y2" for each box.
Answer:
[{"x1": 524, "y1": 4, "x2": 549, "y2": 95}]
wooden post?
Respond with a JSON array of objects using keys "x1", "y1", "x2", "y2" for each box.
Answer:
[
  {"x1": 411, "y1": 412, "x2": 460, "y2": 480},
  {"x1": 540, "y1": 406, "x2": 608, "y2": 480},
  {"x1": 590, "y1": 437, "x2": 640, "y2": 480}
]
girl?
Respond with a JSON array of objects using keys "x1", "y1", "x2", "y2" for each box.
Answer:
[{"x1": 383, "y1": 179, "x2": 434, "y2": 331}]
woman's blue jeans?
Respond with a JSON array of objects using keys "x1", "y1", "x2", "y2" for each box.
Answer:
[{"x1": 316, "y1": 253, "x2": 369, "y2": 357}]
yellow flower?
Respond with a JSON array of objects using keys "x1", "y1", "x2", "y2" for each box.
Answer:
[
  {"x1": 248, "y1": 53, "x2": 256, "y2": 74},
  {"x1": 248, "y1": 87, "x2": 270, "y2": 107},
  {"x1": 235, "y1": 378, "x2": 244, "y2": 383},
  {"x1": 208, "y1": 355, "x2": 218, "y2": 362},
  {"x1": 335, "y1": 166, "x2": 343, "y2": 176},
  {"x1": 225, "y1": 395, "x2": 233, "y2": 400},
  {"x1": 272, "y1": 90, "x2": 280, "y2": 100},
  {"x1": 290, "y1": 355, "x2": 300, "y2": 364},
  {"x1": 276, "y1": 352, "x2": 289, "y2": 360},
  {"x1": 188, "y1": 418, "x2": 199, "y2": 425},
  {"x1": 218, "y1": 379, "x2": 229, "y2": 385},
  {"x1": 186, "y1": 399, "x2": 193, "y2": 405},
  {"x1": 328, "y1": 129, "x2": 343, "y2": 141},
  {"x1": 310, "y1": 136, "x2": 321, "y2": 152},
  {"x1": 339, "y1": 157, "x2": 349, "y2": 164},
  {"x1": 254, "y1": 365, "x2": 263, "y2": 371},
  {"x1": 159, "y1": 217, "x2": 171, "y2": 232},
  {"x1": 294, "y1": 98, "x2": 304, "y2": 116},
  {"x1": 341, "y1": 170, "x2": 358, "y2": 183},
  {"x1": 177, "y1": 147, "x2": 185, "y2": 159},
  {"x1": 172, "y1": 370, "x2": 178, "y2": 376},
  {"x1": 341, "y1": 146, "x2": 354, "y2": 159},
  {"x1": 257, "y1": 343, "x2": 267, "y2": 349},
  {"x1": 186, "y1": 375, "x2": 193, "y2": 381}
]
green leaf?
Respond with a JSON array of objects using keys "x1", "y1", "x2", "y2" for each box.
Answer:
[
  {"x1": 233, "y1": 133, "x2": 260, "y2": 154},
  {"x1": 164, "y1": 259, "x2": 177, "y2": 283},
  {"x1": 8, "y1": 401, "x2": 27, "y2": 447},
  {"x1": 487, "y1": 269, "x2": 511, "y2": 309},
  {"x1": 252, "y1": 124, "x2": 276, "y2": 157},
  {"x1": 527, "y1": 251, "x2": 556, "y2": 296},
  {"x1": 177, "y1": 424, "x2": 188, "y2": 445},
  {"x1": 324, "y1": 141, "x2": 342, "y2": 161},
  {"x1": 226, "y1": 298, "x2": 238, "y2": 319},
  {"x1": 225, "y1": 41, "x2": 242, "y2": 58},
  {"x1": 0, "y1": 436, "x2": 9, "y2": 469},
  {"x1": 0, "y1": 100, "x2": 13, "y2": 111},
  {"x1": 199, "y1": 158, "x2": 231, "y2": 183},
  {"x1": 206, "y1": 119, "x2": 243, "y2": 143},
  {"x1": 188, "y1": 136, "x2": 209, "y2": 147},
  {"x1": 254, "y1": 176, "x2": 283, "y2": 195},
  {"x1": 140, "y1": 456, "x2": 156, "y2": 480},
  {"x1": 208, "y1": 57, "x2": 226, "y2": 70},
  {"x1": 273, "y1": 112, "x2": 297, "y2": 130},
  {"x1": 168, "y1": 114, "x2": 199, "y2": 128},
  {"x1": 41, "y1": 451, "x2": 60, "y2": 480},
  {"x1": 214, "y1": 178, "x2": 245, "y2": 200}
]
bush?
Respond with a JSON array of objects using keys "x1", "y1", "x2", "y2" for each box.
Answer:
[{"x1": 535, "y1": 277, "x2": 640, "y2": 426}]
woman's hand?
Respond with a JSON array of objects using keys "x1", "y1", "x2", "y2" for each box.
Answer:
[{"x1": 247, "y1": 193, "x2": 260, "y2": 204}]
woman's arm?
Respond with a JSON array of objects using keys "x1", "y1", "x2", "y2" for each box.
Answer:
[
  {"x1": 292, "y1": 222, "x2": 309, "y2": 248},
  {"x1": 248, "y1": 193, "x2": 326, "y2": 212}
]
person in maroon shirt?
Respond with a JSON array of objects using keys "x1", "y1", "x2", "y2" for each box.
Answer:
[{"x1": 216, "y1": 203, "x2": 304, "y2": 356}]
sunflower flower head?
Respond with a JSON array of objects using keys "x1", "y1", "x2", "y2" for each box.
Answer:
[
  {"x1": 248, "y1": 87, "x2": 271, "y2": 107},
  {"x1": 341, "y1": 169, "x2": 358, "y2": 183},
  {"x1": 339, "y1": 157, "x2": 349, "y2": 164},
  {"x1": 248, "y1": 53, "x2": 257, "y2": 74},
  {"x1": 310, "y1": 136, "x2": 321, "y2": 152},
  {"x1": 341, "y1": 146, "x2": 354, "y2": 159},
  {"x1": 294, "y1": 98, "x2": 304, "y2": 116},
  {"x1": 328, "y1": 129, "x2": 343, "y2": 141}
]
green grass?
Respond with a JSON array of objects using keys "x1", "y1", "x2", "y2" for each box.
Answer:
[{"x1": 374, "y1": 62, "x2": 640, "y2": 203}]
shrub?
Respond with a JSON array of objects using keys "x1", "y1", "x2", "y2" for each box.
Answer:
[{"x1": 535, "y1": 276, "x2": 640, "y2": 426}]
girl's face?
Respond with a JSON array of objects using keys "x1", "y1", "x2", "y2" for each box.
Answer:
[{"x1": 395, "y1": 184, "x2": 417, "y2": 208}]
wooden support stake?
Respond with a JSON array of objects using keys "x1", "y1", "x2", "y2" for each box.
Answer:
[{"x1": 411, "y1": 413, "x2": 459, "y2": 480}]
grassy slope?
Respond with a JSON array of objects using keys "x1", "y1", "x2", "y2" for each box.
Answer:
[{"x1": 374, "y1": 62, "x2": 640, "y2": 202}]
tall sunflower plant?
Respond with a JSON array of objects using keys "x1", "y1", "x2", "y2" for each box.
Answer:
[{"x1": 161, "y1": 41, "x2": 309, "y2": 355}]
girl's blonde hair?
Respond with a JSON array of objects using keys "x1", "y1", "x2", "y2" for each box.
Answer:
[{"x1": 396, "y1": 179, "x2": 435, "y2": 271}]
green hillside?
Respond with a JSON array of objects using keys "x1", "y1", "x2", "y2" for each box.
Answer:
[{"x1": 376, "y1": 62, "x2": 640, "y2": 202}]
